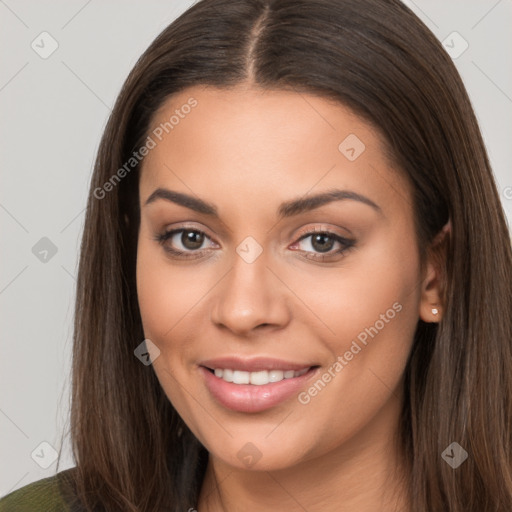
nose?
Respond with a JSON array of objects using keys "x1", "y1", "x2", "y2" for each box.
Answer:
[{"x1": 210, "y1": 246, "x2": 291, "y2": 336}]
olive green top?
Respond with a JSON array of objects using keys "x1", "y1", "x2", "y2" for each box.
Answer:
[{"x1": 0, "y1": 469, "x2": 76, "y2": 511}]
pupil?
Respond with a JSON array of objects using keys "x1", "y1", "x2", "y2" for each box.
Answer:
[
  {"x1": 182, "y1": 230, "x2": 203, "y2": 250},
  {"x1": 312, "y1": 233, "x2": 333, "y2": 253}
]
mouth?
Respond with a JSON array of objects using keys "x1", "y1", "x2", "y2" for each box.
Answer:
[{"x1": 198, "y1": 358, "x2": 320, "y2": 413}]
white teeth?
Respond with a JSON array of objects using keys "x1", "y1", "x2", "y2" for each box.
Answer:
[
  {"x1": 211, "y1": 367, "x2": 310, "y2": 385},
  {"x1": 269, "y1": 370, "x2": 284, "y2": 382},
  {"x1": 223, "y1": 369, "x2": 234, "y2": 382},
  {"x1": 233, "y1": 370, "x2": 250, "y2": 384}
]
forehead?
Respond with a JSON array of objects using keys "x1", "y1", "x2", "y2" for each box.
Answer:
[{"x1": 139, "y1": 85, "x2": 411, "y2": 220}]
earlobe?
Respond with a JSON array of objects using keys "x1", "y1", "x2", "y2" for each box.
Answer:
[
  {"x1": 418, "y1": 219, "x2": 451, "y2": 323},
  {"x1": 418, "y1": 261, "x2": 443, "y2": 323}
]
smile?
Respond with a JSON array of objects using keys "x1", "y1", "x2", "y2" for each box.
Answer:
[
  {"x1": 208, "y1": 367, "x2": 310, "y2": 385},
  {"x1": 199, "y1": 362, "x2": 319, "y2": 413}
]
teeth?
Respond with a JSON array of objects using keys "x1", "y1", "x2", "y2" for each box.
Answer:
[{"x1": 212, "y1": 367, "x2": 309, "y2": 385}]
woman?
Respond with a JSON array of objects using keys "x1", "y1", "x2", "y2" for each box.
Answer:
[{"x1": 1, "y1": 0, "x2": 511, "y2": 510}]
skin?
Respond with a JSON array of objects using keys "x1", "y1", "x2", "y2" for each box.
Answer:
[{"x1": 136, "y1": 84, "x2": 445, "y2": 511}]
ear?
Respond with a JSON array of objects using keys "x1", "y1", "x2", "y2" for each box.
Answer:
[{"x1": 419, "y1": 219, "x2": 451, "y2": 323}]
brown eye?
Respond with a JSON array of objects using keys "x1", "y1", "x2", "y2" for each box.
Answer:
[
  {"x1": 291, "y1": 230, "x2": 356, "y2": 261},
  {"x1": 180, "y1": 230, "x2": 205, "y2": 250},
  {"x1": 155, "y1": 228, "x2": 216, "y2": 259},
  {"x1": 310, "y1": 233, "x2": 335, "y2": 253}
]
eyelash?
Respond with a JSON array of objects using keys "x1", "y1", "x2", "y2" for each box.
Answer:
[{"x1": 154, "y1": 226, "x2": 356, "y2": 262}]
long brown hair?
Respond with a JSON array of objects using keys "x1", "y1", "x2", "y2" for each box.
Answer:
[{"x1": 57, "y1": 0, "x2": 512, "y2": 510}]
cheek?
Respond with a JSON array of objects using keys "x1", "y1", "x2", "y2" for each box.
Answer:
[
  {"x1": 136, "y1": 237, "x2": 201, "y2": 423},
  {"x1": 305, "y1": 235, "x2": 420, "y2": 403},
  {"x1": 292, "y1": 233, "x2": 421, "y2": 422},
  {"x1": 135, "y1": 234, "x2": 189, "y2": 353},
  {"x1": 136, "y1": 238, "x2": 167, "y2": 339},
  {"x1": 290, "y1": 270, "x2": 418, "y2": 455},
  {"x1": 135, "y1": 234, "x2": 215, "y2": 359},
  {"x1": 289, "y1": 231, "x2": 420, "y2": 352}
]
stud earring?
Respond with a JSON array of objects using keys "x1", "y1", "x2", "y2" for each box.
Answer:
[{"x1": 432, "y1": 307, "x2": 439, "y2": 315}]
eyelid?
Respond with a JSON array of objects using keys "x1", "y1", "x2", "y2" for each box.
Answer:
[
  {"x1": 160, "y1": 222, "x2": 218, "y2": 242},
  {"x1": 293, "y1": 224, "x2": 353, "y2": 240}
]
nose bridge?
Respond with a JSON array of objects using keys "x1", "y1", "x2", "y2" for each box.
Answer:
[{"x1": 210, "y1": 235, "x2": 290, "y2": 334}]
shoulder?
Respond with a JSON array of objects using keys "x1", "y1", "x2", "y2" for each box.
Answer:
[{"x1": 0, "y1": 468, "x2": 78, "y2": 512}]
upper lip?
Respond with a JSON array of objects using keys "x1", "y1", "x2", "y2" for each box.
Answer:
[{"x1": 200, "y1": 356, "x2": 317, "y2": 372}]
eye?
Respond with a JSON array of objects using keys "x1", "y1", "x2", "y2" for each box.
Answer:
[
  {"x1": 154, "y1": 227, "x2": 217, "y2": 259},
  {"x1": 290, "y1": 228, "x2": 356, "y2": 261}
]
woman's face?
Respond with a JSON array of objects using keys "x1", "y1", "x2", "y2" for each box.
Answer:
[{"x1": 136, "y1": 84, "x2": 431, "y2": 471}]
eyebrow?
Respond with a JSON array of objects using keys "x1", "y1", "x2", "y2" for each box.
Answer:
[{"x1": 144, "y1": 187, "x2": 382, "y2": 218}]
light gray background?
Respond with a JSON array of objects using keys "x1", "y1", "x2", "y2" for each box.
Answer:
[{"x1": 1, "y1": 0, "x2": 511, "y2": 497}]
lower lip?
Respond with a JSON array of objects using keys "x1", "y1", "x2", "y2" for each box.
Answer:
[{"x1": 199, "y1": 366, "x2": 319, "y2": 413}]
